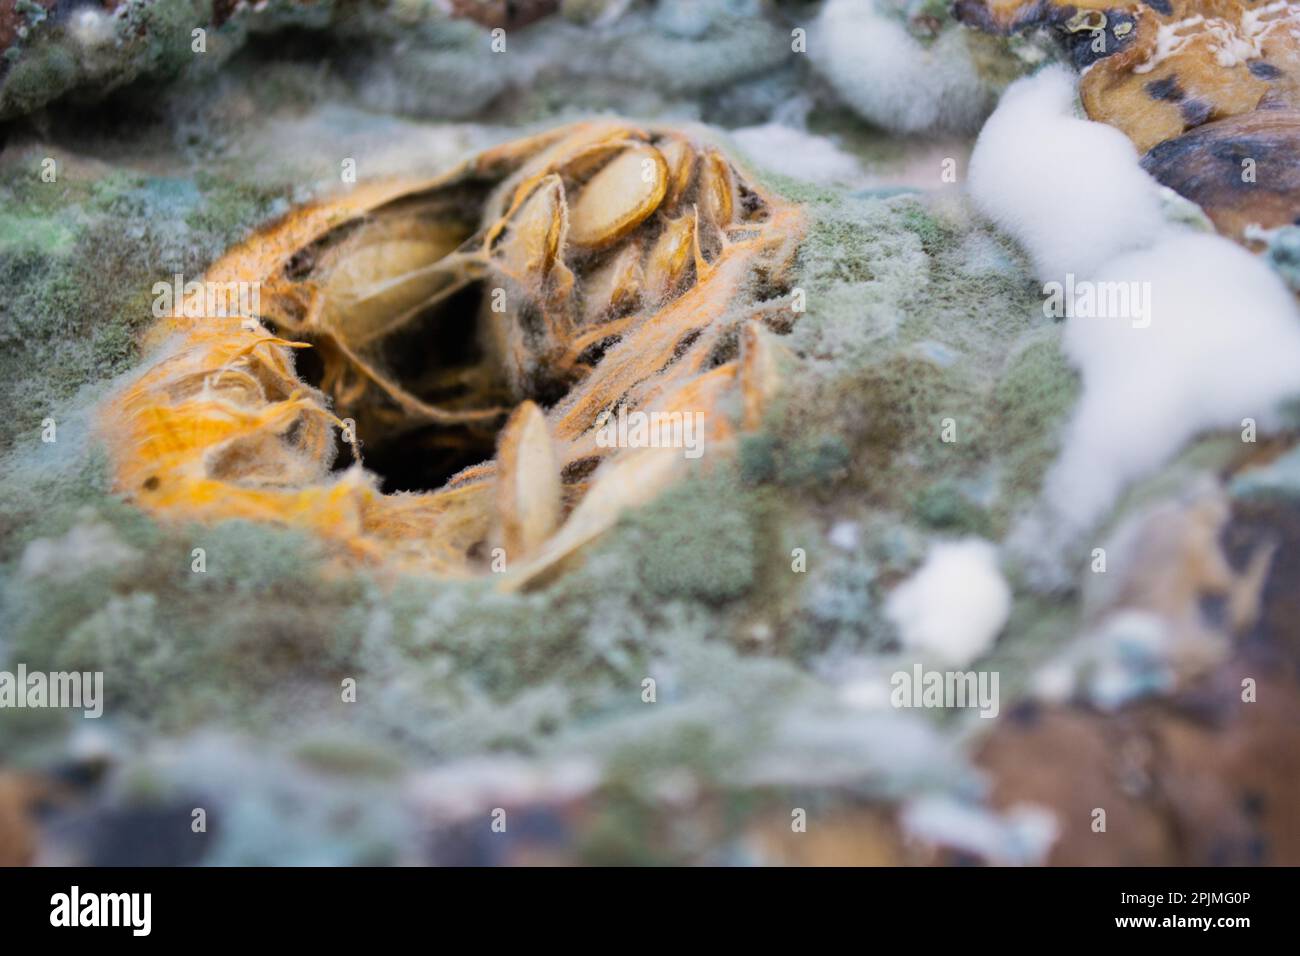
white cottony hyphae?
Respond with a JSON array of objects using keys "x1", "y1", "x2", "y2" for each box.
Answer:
[
  {"x1": 971, "y1": 65, "x2": 1300, "y2": 570},
  {"x1": 1044, "y1": 233, "x2": 1300, "y2": 537},
  {"x1": 968, "y1": 65, "x2": 1166, "y2": 282},
  {"x1": 811, "y1": 0, "x2": 999, "y2": 135},
  {"x1": 885, "y1": 538, "x2": 1012, "y2": 666}
]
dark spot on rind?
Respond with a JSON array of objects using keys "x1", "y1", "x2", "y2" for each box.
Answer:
[
  {"x1": 1146, "y1": 76, "x2": 1185, "y2": 102},
  {"x1": 1249, "y1": 60, "x2": 1283, "y2": 80},
  {"x1": 142, "y1": 476, "x2": 160, "y2": 491},
  {"x1": 1142, "y1": 114, "x2": 1300, "y2": 237},
  {"x1": 1143, "y1": 128, "x2": 1271, "y2": 195},
  {"x1": 1180, "y1": 98, "x2": 1214, "y2": 127},
  {"x1": 1062, "y1": 13, "x2": 1139, "y2": 69}
]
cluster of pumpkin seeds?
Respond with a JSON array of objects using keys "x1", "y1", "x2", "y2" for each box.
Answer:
[{"x1": 107, "y1": 121, "x2": 803, "y2": 583}]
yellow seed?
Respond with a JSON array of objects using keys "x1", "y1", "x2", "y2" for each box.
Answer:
[
  {"x1": 319, "y1": 220, "x2": 471, "y2": 345},
  {"x1": 567, "y1": 144, "x2": 668, "y2": 249},
  {"x1": 699, "y1": 150, "x2": 736, "y2": 229},
  {"x1": 495, "y1": 174, "x2": 568, "y2": 281},
  {"x1": 658, "y1": 137, "x2": 698, "y2": 209},
  {"x1": 496, "y1": 400, "x2": 562, "y2": 558},
  {"x1": 643, "y1": 213, "x2": 697, "y2": 300},
  {"x1": 557, "y1": 138, "x2": 636, "y2": 183}
]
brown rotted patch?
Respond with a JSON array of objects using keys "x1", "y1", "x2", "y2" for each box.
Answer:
[
  {"x1": 977, "y1": 705, "x2": 1180, "y2": 864},
  {"x1": 960, "y1": 0, "x2": 1300, "y2": 155},
  {"x1": 1079, "y1": 0, "x2": 1300, "y2": 153},
  {"x1": 954, "y1": 0, "x2": 1143, "y2": 70},
  {"x1": 979, "y1": 675, "x2": 1300, "y2": 864},
  {"x1": 977, "y1": 495, "x2": 1300, "y2": 865},
  {"x1": 1141, "y1": 110, "x2": 1300, "y2": 243}
]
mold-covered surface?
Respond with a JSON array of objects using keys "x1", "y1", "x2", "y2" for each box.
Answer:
[{"x1": 2, "y1": 0, "x2": 1299, "y2": 866}]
